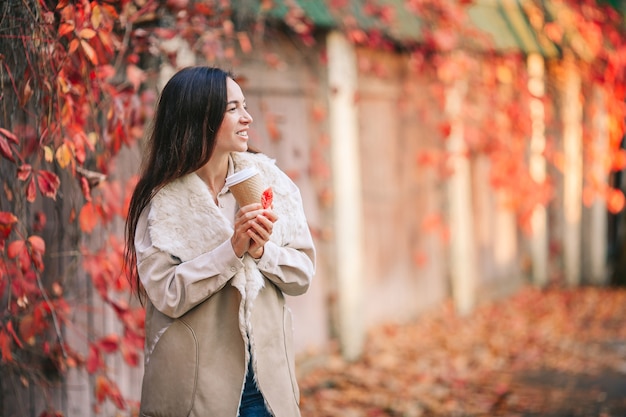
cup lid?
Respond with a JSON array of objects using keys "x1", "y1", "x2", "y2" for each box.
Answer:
[{"x1": 225, "y1": 167, "x2": 259, "y2": 188}]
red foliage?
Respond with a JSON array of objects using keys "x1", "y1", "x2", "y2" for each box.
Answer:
[
  {"x1": 0, "y1": 0, "x2": 625, "y2": 415},
  {"x1": 299, "y1": 287, "x2": 626, "y2": 416}
]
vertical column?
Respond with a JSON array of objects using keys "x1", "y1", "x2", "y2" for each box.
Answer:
[
  {"x1": 326, "y1": 31, "x2": 365, "y2": 360},
  {"x1": 562, "y1": 53, "x2": 583, "y2": 286},
  {"x1": 527, "y1": 53, "x2": 549, "y2": 287},
  {"x1": 445, "y1": 77, "x2": 477, "y2": 315},
  {"x1": 585, "y1": 87, "x2": 608, "y2": 284}
]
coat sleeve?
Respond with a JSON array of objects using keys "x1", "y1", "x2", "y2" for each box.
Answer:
[{"x1": 135, "y1": 209, "x2": 244, "y2": 318}]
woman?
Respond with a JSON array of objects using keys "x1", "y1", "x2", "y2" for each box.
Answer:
[{"x1": 124, "y1": 66, "x2": 315, "y2": 417}]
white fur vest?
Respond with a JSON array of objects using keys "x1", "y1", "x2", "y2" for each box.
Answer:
[{"x1": 146, "y1": 151, "x2": 306, "y2": 329}]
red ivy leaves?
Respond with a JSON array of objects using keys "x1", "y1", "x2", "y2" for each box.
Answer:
[
  {"x1": 0, "y1": 328, "x2": 13, "y2": 362},
  {"x1": 7, "y1": 235, "x2": 46, "y2": 273},
  {"x1": 37, "y1": 170, "x2": 61, "y2": 200},
  {"x1": 0, "y1": 212, "x2": 18, "y2": 251},
  {"x1": 0, "y1": 127, "x2": 18, "y2": 162},
  {"x1": 79, "y1": 201, "x2": 99, "y2": 233},
  {"x1": 16, "y1": 165, "x2": 61, "y2": 203},
  {"x1": 86, "y1": 334, "x2": 119, "y2": 374},
  {"x1": 95, "y1": 375, "x2": 126, "y2": 410}
]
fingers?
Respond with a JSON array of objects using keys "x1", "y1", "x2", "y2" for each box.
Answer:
[
  {"x1": 232, "y1": 205, "x2": 278, "y2": 258},
  {"x1": 247, "y1": 218, "x2": 271, "y2": 241}
]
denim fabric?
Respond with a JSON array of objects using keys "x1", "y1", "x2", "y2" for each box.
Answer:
[{"x1": 239, "y1": 360, "x2": 272, "y2": 417}]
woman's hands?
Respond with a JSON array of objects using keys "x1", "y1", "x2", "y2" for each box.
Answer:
[{"x1": 231, "y1": 203, "x2": 278, "y2": 259}]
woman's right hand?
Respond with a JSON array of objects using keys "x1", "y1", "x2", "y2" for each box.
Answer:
[{"x1": 231, "y1": 203, "x2": 275, "y2": 258}]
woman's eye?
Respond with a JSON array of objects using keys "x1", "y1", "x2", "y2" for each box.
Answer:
[{"x1": 227, "y1": 107, "x2": 236, "y2": 112}]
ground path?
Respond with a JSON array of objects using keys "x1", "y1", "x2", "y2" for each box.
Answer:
[{"x1": 297, "y1": 286, "x2": 626, "y2": 417}]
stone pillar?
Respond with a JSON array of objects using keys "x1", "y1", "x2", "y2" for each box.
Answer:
[
  {"x1": 326, "y1": 31, "x2": 365, "y2": 360},
  {"x1": 562, "y1": 53, "x2": 583, "y2": 286},
  {"x1": 445, "y1": 77, "x2": 477, "y2": 315},
  {"x1": 527, "y1": 53, "x2": 549, "y2": 287}
]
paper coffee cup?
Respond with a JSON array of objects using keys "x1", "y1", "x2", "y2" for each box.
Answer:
[{"x1": 225, "y1": 167, "x2": 264, "y2": 207}]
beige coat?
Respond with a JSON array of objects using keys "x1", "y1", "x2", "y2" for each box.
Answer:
[{"x1": 136, "y1": 152, "x2": 315, "y2": 417}]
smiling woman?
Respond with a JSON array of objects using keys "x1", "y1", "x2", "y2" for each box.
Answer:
[{"x1": 124, "y1": 66, "x2": 316, "y2": 417}]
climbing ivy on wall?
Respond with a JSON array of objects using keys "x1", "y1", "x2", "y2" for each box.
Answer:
[{"x1": 0, "y1": 0, "x2": 624, "y2": 415}]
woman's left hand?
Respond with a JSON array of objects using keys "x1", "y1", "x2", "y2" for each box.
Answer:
[{"x1": 246, "y1": 208, "x2": 278, "y2": 259}]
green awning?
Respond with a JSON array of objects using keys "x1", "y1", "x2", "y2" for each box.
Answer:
[
  {"x1": 234, "y1": 0, "x2": 560, "y2": 57},
  {"x1": 468, "y1": 0, "x2": 560, "y2": 57}
]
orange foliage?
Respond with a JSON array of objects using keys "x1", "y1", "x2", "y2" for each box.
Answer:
[
  {"x1": 0, "y1": 0, "x2": 625, "y2": 415},
  {"x1": 299, "y1": 287, "x2": 626, "y2": 416}
]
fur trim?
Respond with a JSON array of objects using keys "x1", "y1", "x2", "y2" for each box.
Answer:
[{"x1": 149, "y1": 151, "x2": 305, "y2": 263}]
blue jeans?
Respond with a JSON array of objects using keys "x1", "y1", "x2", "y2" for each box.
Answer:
[{"x1": 239, "y1": 359, "x2": 272, "y2": 417}]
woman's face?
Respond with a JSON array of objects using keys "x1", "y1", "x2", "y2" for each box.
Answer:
[{"x1": 214, "y1": 77, "x2": 253, "y2": 155}]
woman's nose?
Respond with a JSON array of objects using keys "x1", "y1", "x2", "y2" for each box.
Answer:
[{"x1": 242, "y1": 109, "x2": 253, "y2": 124}]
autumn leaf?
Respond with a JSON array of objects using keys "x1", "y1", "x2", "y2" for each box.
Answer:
[
  {"x1": 0, "y1": 127, "x2": 19, "y2": 144},
  {"x1": 6, "y1": 321, "x2": 23, "y2": 349},
  {"x1": 607, "y1": 188, "x2": 625, "y2": 213},
  {"x1": 28, "y1": 235, "x2": 45, "y2": 253},
  {"x1": 416, "y1": 149, "x2": 441, "y2": 167},
  {"x1": 611, "y1": 149, "x2": 626, "y2": 171},
  {"x1": 309, "y1": 149, "x2": 330, "y2": 180},
  {"x1": 120, "y1": 342, "x2": 140, "y2": 367},
  {"x1": 237, "y1": 32, "x2": 252, "y2": 53},
  {"x1": 0, "y1": 211, "x2": 18, "y2": 240},
  {"x1": 19, "y1": 77, "x2": 33, "y2": 108},
  {"x1": 17, "y1": 164, "x2": 32, "y2": 181},
  {"x1": 7, "y1": 240, "x2": 30, "y2": 271},
  {"x1": 0, "y1": 135, "x2": 15, "y2": 162},
  {"x1": 412, "y1": 249, "x2": 429, "y2": 267},
  {"x1": 55, "y1": 143, "x2": 73, "y2": 168},
  {"x1": 106, "y1": 378, "x2": 126, "y2": 409},
  {"x1": 261, "y1": 187, "x2": 273, "y2": 209},
  {"x1": 80, "y1": 39, "x2": 98, "y2": 65},
  {"x1": 311, "y1": 105, "x2": 326, "y2": 122},
  {"x1": 86, "y1": 345, "x2": 102, "y2": 374},
  {"x1": 18, "y1": 315, "x2": 36, "y2": 346},
  {"x1": 36, "y1": 170, "x2": 61, "y2": 200},
  {"x1": 544, "y1": 22, "x2": 564, "y2": 43},
  {"x1": 124, "y1": 322, "x2": 145, "y2": 348},
  {"x1": 58, "y1": 22, "x2": 74, "y2": 37},
  {"x1": 26, "y1": 178, "x2": 36, "y2": 203},
  {"x1": 438, "y1": 122, "x2": 452, "y2": 138},
  {"x1": 126, "y1": 65, "x2": 146, "y2": 90},
  {"x1": 43, "y1": 145, "x2": 53, "y2": 162},
  {"x1": 79, "y1": 201, "x2": 99, "y2": 232},
  {"x1": 94, "y1": 375, "x2": 126, "y2": 409},
  {"x1": 68, "y1": 38, "x2": 80, "y2": 54},
  {"x1": 97, "y1": 334, "x2": 119, "y2": 353},
  {"x1": 28, "y1": 235, "x2": 46, "y2": 271},
  {"x1": 0, "y1": 330, "x2": 12, "y2": 362},
  {"x1": 80, "y1": 177, "x2": 92, "y2": 202},
  {"x1": 94, "y1": 375, "x2": 108, "y2": 402},
  {"x1": 90, "y1": 4, "x2": 103, "y2": 28},
  {"x1": 71, "y1": 133, "x2": 88, "y2": 164},
  {"x1": 79, "y1": 28, "x2": 97, "y2": 40},
  {"x1": 7, "y1": 240, "x2": 26, "y2": 259}
]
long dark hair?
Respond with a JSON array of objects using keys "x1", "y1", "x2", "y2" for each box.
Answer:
[{"x1": 124, "y1": 66, "x2": 231, "y2": 299}]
